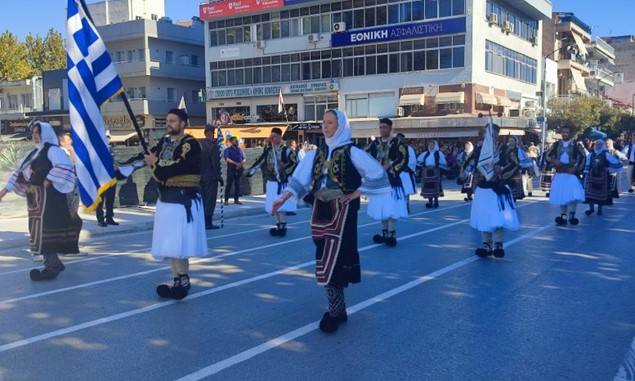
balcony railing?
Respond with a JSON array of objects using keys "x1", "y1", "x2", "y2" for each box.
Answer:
[
  {"x1": 557, "y1": 14, "x2": 592, "y2": 35},
  {"x1": 593, "y1": 37, "x2": 616, "y2": 57}
]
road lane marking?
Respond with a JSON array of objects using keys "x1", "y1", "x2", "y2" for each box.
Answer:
[
  {"x1": 173, "y1": 223, "x2": 553, "y2": 381},
  {"x1": 0, "y1": 213, "x2": 473, "y2": 353}
]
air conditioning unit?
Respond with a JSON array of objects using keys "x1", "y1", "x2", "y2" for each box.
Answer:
[
  {"x1": 525, "y1": 100, "x2": 536, "y2": 108},
  {"x1": 503, "y1": 20, "x2": 514, "y2": 33},
  {"x1": 487, "y1": 13, "x2": 498, "y2": 25},
  {"x1": 256, "y1": 40, "x2": 266, "y2": 49},
  {"x1": 333, "y1": 22, "x2": 346, "y2": 33},
  {"x1": 522, "y1": 108, "x2": 536, "y2": 119},
  {"x1": 307, "y1": 33, "x2": 320, "y2": 43},
  {"x1": 396, "y1": 106, "x2": 405, "y2": 117}
]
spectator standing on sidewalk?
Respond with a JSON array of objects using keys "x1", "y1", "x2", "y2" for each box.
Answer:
[
  {"x1": 95, "y1": 131, "x2": 118, "y2": 227},
  {"x1": 224, "y1": 136, "x2": 246, "y2": 205},
  {"x1": 200, "y1": 124, "x2": 223, "y2": 229}
]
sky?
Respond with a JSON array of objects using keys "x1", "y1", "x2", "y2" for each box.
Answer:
[{"x1": 0, "y1": 0, "x2": 633, "y2": 41}]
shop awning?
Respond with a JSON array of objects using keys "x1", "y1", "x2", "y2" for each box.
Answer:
[
  {"x1": 476, "y1": 92, "x2": 498, "y2": 105},
  {"x1": 571, "y1": 33, "x2": 589, "y2": 57},
  {"x1": 1, "y1": 131, "x2": 31, "y2": 141},
  {"x1": 570, "y1": 69, "x2": 587, "y2": 92},
  {"x1": 108, "y1": 131, "x2": 138, "y2": 143},
  {"x1": 399, "y1": 94, "x2": 425, "y2": 106},
  {"x1": 186, "y1": 125, "x2": 289, "y2": 140},
  {"x1": 435, "y1": 92, "x2": 464, "y2": 104},
  {"x1": 496, "y1": 96, "x2": 513, "y2": 107}
]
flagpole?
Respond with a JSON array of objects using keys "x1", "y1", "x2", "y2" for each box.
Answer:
[
  {"x1": 216, "y1": 119, "x2": 224, "y2": 228},
  {"x1": 78, "y1": 0, "x2": 149, "y2": 154}
]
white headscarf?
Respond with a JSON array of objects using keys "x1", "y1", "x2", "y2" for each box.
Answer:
[
  {"x1": 593, "y1": 139, "x2": 607, "y2": 154},
  {"x1": 33, "y1": 121, "x2": 59, "y2": 151},
  {"x1": 428, "y1": 140, "x2": 439, "y2": 152},
  {"x1": 324, "y1": 109, "x2": 352, "y2": 149}
]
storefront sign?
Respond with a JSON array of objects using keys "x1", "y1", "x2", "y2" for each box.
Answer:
[
  {"x1": 103, "y1": 115, "x2": 146, "y2": 130},
  {"x1": 332, "y1": 17, "x2": 466, "y2": 47},
  {"x1": 154, "y1": 117, "x2": 166, "y2": 129},
  {"x1": 208, "y1": 81, "x2": 337, "y2": 99},
  {"x1": 289, "y1": 122, "x2": 322, "y2": 131},
  {"x1": 199, "y1": 0, "x2": 283, "y2": 20},
  {"x1": 400, "y1": 87, "x2": 425, "y2": 95}
]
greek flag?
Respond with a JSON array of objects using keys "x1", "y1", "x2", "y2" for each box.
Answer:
[
  {"x1": 66, "y1": 0, "x2": 123, "y2": 211},
  {"x1": 477, "y1": 118, "x2": 496, "y2": 181}
]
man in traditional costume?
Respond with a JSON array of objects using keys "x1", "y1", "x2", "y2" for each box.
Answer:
[
  {"x1": 538, "y1": 142, "x2": 553, "y2": 196},
  {"x1": 0, "y1": 122, "x2": 78, "y2": 280},
  {"x1": 545, "y1": 126, "x2": 586, "y2": 226},
  {"x1": 396, "y1": 133, "x2": 417, "y2": 212},
  {"x1": 583, "y1": 140, "x2": 622, "y2": 216},
  {"x1": 459, "y1": 141, "x2": 476, "y2": 201},
  {"x1": 143, "y1": 109, "x2": 208, "y2": 300},
  {"x1": 364, "y1": 118, "x2": 409, "y2": 247},
  {"x1": 247, "y1": 127, "x2": 298, "y2": 236},
  {"x1": 416, "y1": 140, "x2": 447, "y2": 208},
  {"x1": 503, "y1": 136, "x2": 535, "y2": 201},
  {"x1": 272, "y1": 109, "x2": 390, "y2": 333},
  {"x1": 461, "y1": 123, "x2": 519, "y2": 258}
]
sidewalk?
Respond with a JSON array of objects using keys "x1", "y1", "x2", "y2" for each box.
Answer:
[{"x1": 0, "y1": 195, "x2": 270, "y2": 250}]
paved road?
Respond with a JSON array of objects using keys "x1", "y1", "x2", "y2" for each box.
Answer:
[{"x1": 1, "y1": 189, "x2": 634, "y2": 381}]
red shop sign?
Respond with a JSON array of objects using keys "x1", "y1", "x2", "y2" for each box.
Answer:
[{"x1": 199, "y1": 0, "x2": 284, "y2": 20}]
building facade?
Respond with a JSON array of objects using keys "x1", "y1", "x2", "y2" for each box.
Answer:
[
  {"x1": 28, "y1": 0, "x2": 206, "y2": 145},
  {"x1": 603, "y1": 35, "x2": 635, "y2": 113},
  {"x1": 200, "y1": 0, "x2": 552, "y2": 145},
  {"x1": 0, "y1": 77, "x2": 43, "y2": 141}
]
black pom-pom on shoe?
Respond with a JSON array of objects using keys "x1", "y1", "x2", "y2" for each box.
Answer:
[
  {"x1": 156, "y1": 284, "x2": 172, "y2": 298},
  {"x1": 372, "y1": 234, "x2": 385, "y2": 244},
  {"x1": 385, "y1": 237, "x2": 397, "y2": 247},
  {"x1": 319, "y1": 312, "x2": 346, "y2": 333},
  {"x1": 569, "y1": 217, "x2": 579, "y2": 225},
  {"x1": 555, "y1": 215, "x2": 568, "y2": 225}
]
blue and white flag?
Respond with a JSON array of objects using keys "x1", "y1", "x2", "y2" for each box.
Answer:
[
  {"x1": 477, "y1": 117, "x2": 496, "y2": 181},
  {"x1": 66, "y1": 0, "x2": 124, "y2": 211}
]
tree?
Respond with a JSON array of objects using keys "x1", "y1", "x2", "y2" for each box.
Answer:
[
  {"x1": 42, "y1": 29, "x2": 66, "y2": 72},
  {"x1": 0, "y1": 31, "x2": 31, "y2": 81},
  {"x1": 24, "y1": 29, "x2": 66, "y2": 76},
  {"x1": 25, "y1": 33, "x2": 46, "y2": 75},
  {"x1": 547, "y1": 96, "x2": 622, "y2": 138}
]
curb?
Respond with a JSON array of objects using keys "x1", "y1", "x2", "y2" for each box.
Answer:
[{"x1": 0, "y1": 205, "x2": 269, "y2": 251}]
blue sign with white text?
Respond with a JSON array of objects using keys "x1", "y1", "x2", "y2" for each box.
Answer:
[
  {"x1": 283, "y1": 0, "x2": 317, "y2": 5},
  {"x1": 331, "y1": 17, "x2": 466, "y2": 47}
]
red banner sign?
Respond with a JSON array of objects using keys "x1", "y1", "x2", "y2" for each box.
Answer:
[{"x1": 199, "y1": 0, "x2": 284, "y2": 20}]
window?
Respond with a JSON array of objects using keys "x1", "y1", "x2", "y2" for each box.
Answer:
[
  {"x1": 138, "y1": 49, "x2": 145, "y2": 61},
  {"x1": 8, "y1": 95, "x2": 18, "y2": 110},
  {"x1": 21, "y1": 94, "x2": 31, "y2": 108},
  {"x1": 345, "y1": 94, "x2": 369, "y2": 118},
  {"x1": 166, "y1": 51, "x2": 174, "y2": 64},
  {"x1": 167, "y1": 88, "x2": 175, "y2": 102},
  {"x1": 191, "y1": 55, "x2": 199, "y2": 66},
  {"x1": 485, "y1": 40, "x2": 537, "y2": 83},
  {"x1": 304, "y1": 96, "x2": 338, "y2": 121},
  {"x1": 151, "y1": 14, "x2": 158, "y2": 20}
]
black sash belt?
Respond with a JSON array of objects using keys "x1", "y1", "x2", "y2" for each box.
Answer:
[{"x1": 159, "y1": 187, "x2": 199, "y2": 223}]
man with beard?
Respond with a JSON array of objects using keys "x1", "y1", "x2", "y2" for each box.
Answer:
[
  {"x1": 545, "y1": 125, "x2": 586, "y2": 226},
  {"x1": 143, "y1": 109, "x2": 208, "y2": 299},
  {"x1": 364, "y1": 118, "x2": 408, "y2": 247}
]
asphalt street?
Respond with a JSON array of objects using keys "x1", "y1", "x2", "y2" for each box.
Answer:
[{"x1": 1, "y1": 189, "x2": 635, "y2": 381}]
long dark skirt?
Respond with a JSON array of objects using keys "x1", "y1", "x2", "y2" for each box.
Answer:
[
  {"x1": 27, "y1": 185, "x2": 80, "y2": 255},
  {"x1": 312, "y1": 197, "x2": 360, "y2": 288},
  {"x1": 584, "y1": 170, "x2": 613, "y2": 206}
]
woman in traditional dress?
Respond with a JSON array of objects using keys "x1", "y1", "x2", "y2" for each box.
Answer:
[
  {"x1": 272, "y1": 109, "x2": 390, "y2": 333},
  {"x1": 583, "y1": 139, "x2": 622, "y2": 216},
  {"x1": 416, "y1": 140, "x2": 447, "y2": 208},
  {"x1": 0, "y1": 121, "x2": 78, "y2": 280}
]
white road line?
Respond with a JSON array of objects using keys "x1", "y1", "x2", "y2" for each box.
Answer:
[
  {"x1": 174, "y1": 223, "x2": 553, "y2": 381},
  {"x1": 0, "y1": 213, "x2": 471, "y2": 353},
  {"x1": 614, "y1": 337, "x2": 635, "y2": 380},
  {"x1": 0, "y1": 203, "x2": 468, "y2": 278}
]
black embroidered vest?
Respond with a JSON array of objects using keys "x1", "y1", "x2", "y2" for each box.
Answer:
[{"x1": 311, "y1": 144, "x2": 362, "y2": 194}]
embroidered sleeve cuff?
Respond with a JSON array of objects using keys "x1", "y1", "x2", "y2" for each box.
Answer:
[
  {"x1": 359, "y1": 172, "x2": 391, "y2": 195},
  {"x1": 287, "y1": 176, "x2": 309, "y2": 199}
]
